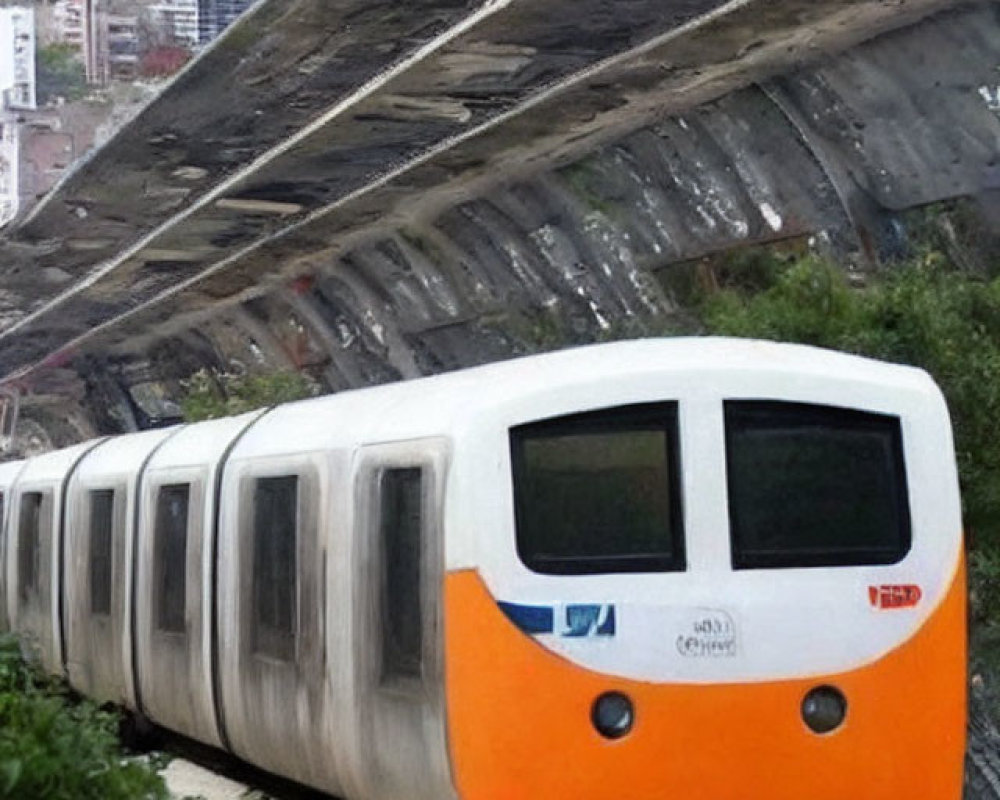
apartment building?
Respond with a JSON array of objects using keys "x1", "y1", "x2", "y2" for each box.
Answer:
[{"x1": 198, "y1": 0, "x2": 252, "y2": 45}]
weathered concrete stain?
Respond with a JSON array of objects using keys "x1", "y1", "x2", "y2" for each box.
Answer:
[{"x1": 0, "y1": 2, "x2": 997, "y2": 446}]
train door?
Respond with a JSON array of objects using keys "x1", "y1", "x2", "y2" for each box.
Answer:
[
  {"x1": 64, "y1": 483, "x2": 129, "y2": 703},
  {"x1": 63, "y1": 428, "x2": 179, "y2": 710},
  {"x1": 216, "y1": 453, "x2": 343, "y2": 795},
  {"x1": 7, "y1": 486, "x2": 57, "y2": 667},
  {"x1": 348, "y1": 440, "x2": 455, "y2": 800},
  {"x1": 135, "y1": 471, "x2": 218, "y2": 744}
]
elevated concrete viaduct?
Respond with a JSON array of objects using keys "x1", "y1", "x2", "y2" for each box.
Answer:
[{"x1": 0, "y1": 0, "x2": 997, "y2": 448}]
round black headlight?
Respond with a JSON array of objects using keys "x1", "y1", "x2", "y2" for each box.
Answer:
[
  {"x1": 591, "y1": 691, "x2": 634, "y2": 740},
  {"x1": 801, "y1": 685, "x2": 847, "y2": 734}
]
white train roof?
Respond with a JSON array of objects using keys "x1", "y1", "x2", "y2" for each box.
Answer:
[
  {"x1": 0, "y1": 460, "x2": 24, "y2": 489},
  {"x1": 2, "y1": 339, "x2": 943, "y2": 474},
  {"x1": 145, "y1": 410, "x2": 265, "y2": 473},
  {"x1": 72, "y1": 426, "x2": 179, "y2": 485},
  {"x1": 14, "y1": 439, "x2": 105, "y2": 488},
  {"x1": 228, "y1": 338, "x2": 940, "y2": 461}
]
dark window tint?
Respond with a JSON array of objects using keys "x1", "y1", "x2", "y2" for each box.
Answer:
[
  {"x1": 511, "y1": 403, "x2": 684, "y2": 575},
  {"x1": 154, "y1": 484, "x2": 189, "y2": 633},
  {"x1": 89, "y1": 490, "x2": 115, "y2": 615},
  {"x1": 252, "y1": 476, "x2": 297, "y2": 660},
  {"x1": 380, "y1": 468, "x2": 424, "y2": 683},
  {"x1": 18, "y1": 492, "x2": 42, "y2": 601},
  {"x1": 725, "y1": 401, "x2": 911, "y2": 569}
]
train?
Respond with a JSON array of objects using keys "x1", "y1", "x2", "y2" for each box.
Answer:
[{"x1": 0, "y1": 337, "x2": 966, "y2": 799}]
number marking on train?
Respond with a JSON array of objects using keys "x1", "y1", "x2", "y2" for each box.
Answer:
[
  {"x1": 868, "y1": 584, "x2": 922, "y2": 609},
  {"x1": 676, "y1": 609, "x2": 738, "y2": 658}
]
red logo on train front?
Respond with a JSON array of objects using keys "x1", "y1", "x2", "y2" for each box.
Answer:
[{"x1": 868, "y1": 584, "x2": 922, "y2": 609}]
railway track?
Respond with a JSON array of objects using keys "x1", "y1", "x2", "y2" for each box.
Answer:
[{"x1": 151, "y1": 727, "x2": 328, "y2": 800}]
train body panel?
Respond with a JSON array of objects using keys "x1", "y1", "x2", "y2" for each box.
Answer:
[
  {"x1": 0, "y1": 459, "x2": 25, "y2": 631},
  {"x1": 64, "y1": 427, "x2": 179, "y2": 708},
  {"x1": 217, "y1": 445, "x2": 342, "y2": 794},
  {"x1": 6, "y1": 439, "x2": 104, "y2": 674},
  {"x1": 135, "y1": 411, "x2": 264, "y2": 750},
  {"x1": 447, "y1": 343, "x2": 959, "y2": 683},
  {"x1": 216, "y1": 410, "x2": 455, "y2": 798},
  {"x1": 434, "y1": 339, "x2": 964, "y2": 799},
  {"x1": 347, "y1": 439, "x2": 454, "y2": 800},
  {"x1": 444, "y1": 562, "x2": 966, "y2": 799}
]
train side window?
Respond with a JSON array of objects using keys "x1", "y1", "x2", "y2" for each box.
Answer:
[
  {"x1": 18, "y1": 492, "x2": 44, "y2": 601},
  {"x1": 89, "y1": 489, "x2": 115, "y2": 616},
  {"x1": 725, "y1": 401, "x2": 911, "y2": 569},
  {"x1": 154, "y1": 484, "x2": 190, "y2": 633},
  {"x1": 379, "y1": 467, "x2": 424, "y2": 684},
  {"x1": 252, "y1": 475, "x2": 298, "y2": 661},
  {"x1": 510, "y1": 403, "x2": 685, "y2": 575}
]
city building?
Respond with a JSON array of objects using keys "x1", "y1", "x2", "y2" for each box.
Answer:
[
  {"x1": 0, "y1": 5, "x2": 36, "y2": 229},
  {"x1": 35, "y1": 0, "x2": 87, "y2": 56},
  {"x1": 57, "y1": 0, "x2": 87, "y2": 52},
  {"x1": 84, "y1": 0, "x2": 105, "y2": 84},
  {"x1": 0, "y1": 6, "x2": 37, "y2": 110},
  {"x1": 0, "y1": 121, "x2": 19, "y2": 227},
  {"x1": 83, "y1": 3, "x2": 141, "y2": 85},
  {"x1": 149, "y1": 0, "x2": 199, "y2": 48},
  {"x1": 198, "y1": 0, "x2": 253, "y2": 45},
  {"x1": 20, "y1": 105, "x2": 104, "y2": 210},
  {"x1": 106, "y1": 13, "x2": 140, "y2": 81},
  {"x1": 86, "y1": 0, "x2": 200, "y2": 84}
]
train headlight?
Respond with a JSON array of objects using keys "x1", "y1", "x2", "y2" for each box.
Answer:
[
  {"x1": 801, "y1": 685, "x2": 847, "y2": 734},
  {"x1": 591, "y1": 691, "x2": 634, "y2": 740}
]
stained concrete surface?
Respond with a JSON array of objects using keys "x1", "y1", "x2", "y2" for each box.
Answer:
[
  {"x1": 162, "y1": 758, "x2": 250, "y2": 800},
  {"x1": 0, "y1": 0, "x2": 990, "y2": 391}
]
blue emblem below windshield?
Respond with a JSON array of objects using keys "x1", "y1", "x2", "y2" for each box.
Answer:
[{"x1": 498, "y1": 602, "x2": 616, "y2": 637}]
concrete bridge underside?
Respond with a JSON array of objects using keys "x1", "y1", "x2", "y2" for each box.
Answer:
[{"x1": 0, "y1": 0, "x2": 997, "y2": 443}]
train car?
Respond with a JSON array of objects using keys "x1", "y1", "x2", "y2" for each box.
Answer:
[{"x1": 0, "y1": 338, "x2": 967, "y2": 799}]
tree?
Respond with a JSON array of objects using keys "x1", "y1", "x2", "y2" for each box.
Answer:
[{"x1": 35, "y1": 43, "x2": 86, "y2": 105}]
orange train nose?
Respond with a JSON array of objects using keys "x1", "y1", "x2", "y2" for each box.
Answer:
[{"x1": 444, "y1": 562, "x2": 966, "y2": 800}]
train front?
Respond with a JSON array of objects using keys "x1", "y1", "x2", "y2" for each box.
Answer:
[{"x1": 442, "y1": 344, "x2": 966, "y2": 799}]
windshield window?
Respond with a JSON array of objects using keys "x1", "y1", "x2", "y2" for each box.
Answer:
[{"x1": 511, "y1": 403, "x2": 684, "y2": 575}]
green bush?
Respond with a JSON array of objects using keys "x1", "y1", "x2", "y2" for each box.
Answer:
[
  {"x1": 36, "y1": 44, "x2": 87, "y2": 105},
  {"x1": 0, "y1": 637, "x2": 169, "y2": 800},
  {"x1": 180, "y1": 368, "x2": 318, "y2": 422},
  {"x1": 702, "y1": 253, "x2": 1000, "y2": 618}
]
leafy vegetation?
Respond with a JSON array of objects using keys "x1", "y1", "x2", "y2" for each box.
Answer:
[
  {"x1": 36, "y1": 44, "x2": 87, "y2": 105},
  {"x1": 180, "y1": 368, "x2": 318, "y2": 422},
  {"x1": 0, "y1": 636, "x2": 169, "y2": 800}
]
